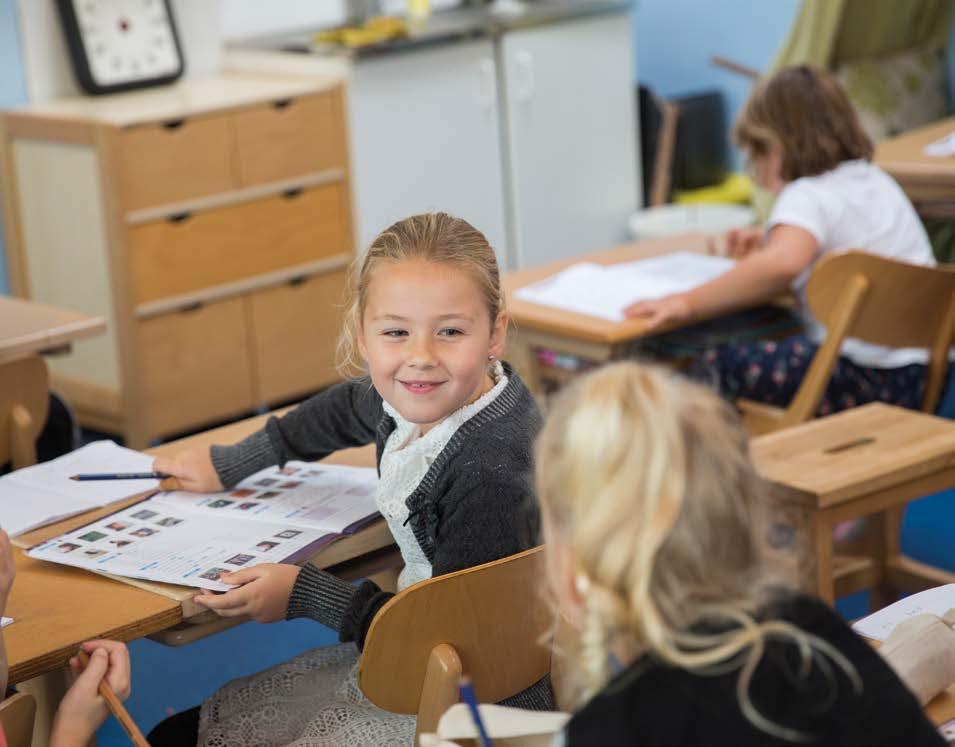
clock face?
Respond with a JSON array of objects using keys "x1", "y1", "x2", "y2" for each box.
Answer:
[{"x1": 57, "y1": 0, "x2": 184, "y2": 94}]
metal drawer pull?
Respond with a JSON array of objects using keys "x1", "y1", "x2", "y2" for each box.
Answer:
[
  {"x1": 162, "y1": 119, "x2": 185, "y2": 130},
  {"x1": 168, "y1": 212, "x2": 192, "y2": 224}
]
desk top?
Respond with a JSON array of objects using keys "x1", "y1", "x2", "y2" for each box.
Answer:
[
  {"x1": 0, "y1": 296, "x2": 106, "y2": 364},
  {"x1": 874, "y1": 117, "x2": 955, "y2": 197},
  {"x1": 7, "y1": 405, "x2": 384, "y2": 684},
  {"x1": 502, "y1": 233, "x2": 714, "y2": 345}
]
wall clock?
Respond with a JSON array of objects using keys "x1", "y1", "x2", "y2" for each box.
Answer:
[{"x1": 56, "y1": 0, "x2": 186, "y2": 96}]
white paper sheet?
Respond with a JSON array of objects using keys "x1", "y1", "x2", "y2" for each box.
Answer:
[
  {"x1": 514, "y1": 252, "x2": 735, "y2": 322},
  {"x1": 28, "y1": 461, "x2": 380, "y2": 591},
  {"x1": 1, "y1": 617, "x2": 12, "y2": 628},
  {"x1": 0, "y1": 441, "x2": 157, "y2": 536},
  {"x1": 924, "y1": 131, "x2": 955, "y2": 157},
  {"x1": 851, "y1": 584, "x2": 955, "y2": 641}
]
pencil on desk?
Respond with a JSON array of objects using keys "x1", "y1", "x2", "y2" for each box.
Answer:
[
  {"x1": 70, "y1": 472, "x2": 169, "y2": 481},
  {"x1": 77, "y1": 649, "x2": 149, "y2": 747},
  {"x1": 458, "y1": 675, "x2": 493, "y2": 747}
]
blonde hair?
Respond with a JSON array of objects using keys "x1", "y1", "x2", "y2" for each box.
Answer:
[
  {"x1": 336, "y1": 212, "x2": 505, "y2": 377},
  {"x1": 536, "y1": 362, "x2": 861, "y2": 740}
]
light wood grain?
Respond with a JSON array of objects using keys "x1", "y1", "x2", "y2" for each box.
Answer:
[
  {"x1": 874, "y1": 116, "x2": 955, "y2": 202},
  {"x1": 137, "y1": 296, "x2": 256, "y2": 438},
  {"x1": 0, "y1": 356, "x2": 48, "y2": 470},
  {"x1": 234, "y1": 92, "x2": 347, "y2": 186},
  {"x1": 0, "y1": 296, "x2": 105, "y2": 364},
  {"x1": 248, "y1": 269, "x2": 348, "y2": 403},
  {"x1": 359, "y1": 547, "x2": 551, "y2": 716},
  {"x1": 119, "y1": 114, "x2": 236, "y2": 211},
  {"x1": 0, "y1": 692, "x2": 36, "y2": 747}
]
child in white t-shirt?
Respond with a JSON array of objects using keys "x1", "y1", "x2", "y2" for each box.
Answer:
[{"x1": 627, "y1": 65, "x2": 938, "y2": 415}]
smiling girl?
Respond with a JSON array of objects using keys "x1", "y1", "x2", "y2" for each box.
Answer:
[{"x1": 148, "y1": 213, "x2": 548, "y2": 746}]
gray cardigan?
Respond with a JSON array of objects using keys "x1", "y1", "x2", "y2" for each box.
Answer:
[{"x1": 210, "y1": 363, "x2": 542, "y2": 649}]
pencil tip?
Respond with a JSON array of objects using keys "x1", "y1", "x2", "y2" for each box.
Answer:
[{"x1": 69, "y1": 475, "x2": 78, "y2": 480}]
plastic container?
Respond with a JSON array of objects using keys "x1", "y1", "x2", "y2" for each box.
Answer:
[{"x1": 628, "y1": 203, "x2": 754, "y2": 240}]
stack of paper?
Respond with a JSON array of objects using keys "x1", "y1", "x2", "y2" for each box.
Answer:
[
  {"x1": 924, "y1": 131, "x2": 955, "y2": 157},
  {"x1": 851, "y1": 584, "x2": 955, "y2": 641},
  {"x1": 514, "y1": 251, "x2": 734, "y2": 322},
  {"x1": 28, "y1": 462, "x2": 380, "y2": 591},
  {"x1": 0, "y1": 441, "x2": 157, "y2": 537}
]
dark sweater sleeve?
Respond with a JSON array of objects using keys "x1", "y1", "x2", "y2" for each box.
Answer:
[{"x1": 210, "y1": 378, "x2": 383, "y2": 488}]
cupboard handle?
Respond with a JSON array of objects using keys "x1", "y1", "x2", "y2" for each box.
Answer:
[
  {"x1": 168, "y1": 212, "x2": 192, "y2": 224},
  {"x1": 282, "y1": 188, "x2": 304, "y2": 200},
  {"x1": 179, "y1": 302, "x2": 203, "y2": 313},
  {"x1": 273, "y1": 99, "x2": 293, "y2": 109},
  {"x1": 162, "y1": 118, "x2": 185, "y2": 130},
  {"x1": 287, "y1": 275, "x2": 308, "y2": 287}
]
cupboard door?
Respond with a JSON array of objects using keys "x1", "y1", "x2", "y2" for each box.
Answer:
[
  {"x1": 138, "y1": 297, "x2": 255, "y2": 436},
  {"x1": 120, "y1": 114, "x2": 236, "y2": 211},
  {"x1": 233, "y1": 91, "x2": 348, "y2": 186},
  {"x1": 248, "y1": 270, "x2": 347, "y2": 403}
]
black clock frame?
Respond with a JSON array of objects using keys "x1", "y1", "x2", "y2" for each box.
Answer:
[{"x1": 55, "y1": 0, "x2": 186, "y2": 96}]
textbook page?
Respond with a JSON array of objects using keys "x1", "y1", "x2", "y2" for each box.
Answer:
[
  {"x1": 28, "y1": 462, "x2": 380, "y2": 591},
  {"x1": 0, "y1": 441, "x2": 157, "y2": 536},
  {"x1": 514, "y1": 252, "x2": 734, "y2": 322},
  {"x1": 851, "y1": 584, "x2": 955, "y2": 641}
]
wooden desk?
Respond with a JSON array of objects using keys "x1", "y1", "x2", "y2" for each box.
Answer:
[
  {"x1": 502, "y1": 233, "x2": 716, "y2": 393},
  {"x1": 874, "y1": 117, "x2": 955, "y2": 213},
  {"x1": 0, "y1": 296, "x2": 106, "y2": 365}
]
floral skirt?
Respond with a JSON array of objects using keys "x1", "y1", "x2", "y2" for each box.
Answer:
[{"x1": 198, "y1": 643, "x2": 415, "y2": 747}]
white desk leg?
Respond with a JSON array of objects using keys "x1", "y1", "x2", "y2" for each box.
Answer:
[{"x1": 18, "y1": 668, "x2": 74, "y2": 747}]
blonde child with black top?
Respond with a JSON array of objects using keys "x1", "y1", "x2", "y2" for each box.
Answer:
[
  {"x1": 627, "y1": 65, "x2": 939, "y2": 417},
  {"x1": 535, "y1": 362, "x2": 944, "y2": 746},
  {"x1": 147, "y1": 213, "x2": 548, "y2": 746}
]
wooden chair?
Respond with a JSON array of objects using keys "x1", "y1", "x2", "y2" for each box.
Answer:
[
  {"x1": 358, "y1": 546, "x2": 552, "y2": 742},
  {"x1": 0, "y1": 692, "x2": 37, "y2": 747},
  {"x1": 0, "y1": 356, "x2": 48, "y2": 469},
  {"x1": 740, "y1": 251, "x2": 955, "y2": 436}
]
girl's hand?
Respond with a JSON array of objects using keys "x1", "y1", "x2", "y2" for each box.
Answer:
[
  {"x1": 0, "y1": 530, "x2": 15, "y2": 612},
  {"x1": 194, "y1": 563, "x2": 301, "y2": 623},
  {"x1": 623, "y1": 293, "x2": 693, "y2": 330},
  {"x1": 50, "y1": 640, "x2": 131, "y2": 747},
  {"x1": 153, "y1": 447, "x2": 223, "y2": 493},
  {"x1": 725, "y1": 226, "x2": 764, "y2": 259}
]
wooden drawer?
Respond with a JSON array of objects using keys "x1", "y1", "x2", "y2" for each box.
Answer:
[
  {"x1": 248, "y1": 270, "x2": 347, "y2": 403},
  {"x1": 128, "y1": 183, "x2": 350, "y2": 304},
  {"x1": 138, "y1": 297, "x2": 255, "y2": 436},
  {"x1": 233, "y1": 92, "x2": 347, "y2": 186},
  {"x1": 119, "y1": 115, "x2": 236, "y2": 211}
]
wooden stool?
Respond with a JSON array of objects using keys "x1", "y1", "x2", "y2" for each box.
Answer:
[{"x1": 752, "y1": 403, "x2": 955, "y2": 609}]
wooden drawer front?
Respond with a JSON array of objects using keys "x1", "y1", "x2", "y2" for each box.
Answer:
[
  {"x1": 120, "y1": 115, "x2": 235, "y2": 211},
  {"x1": 248, "y1": 270, "x2": 347, "y2": 403},
  {"x1": 138, "y1": 297, "x2": 255, "y2": 436},
  {"x1": 128, "y1": 183, "x2": 349, "y2": 304},
  {"x1": 233, "y1": 92, "x2": 347, "y2": 186}
]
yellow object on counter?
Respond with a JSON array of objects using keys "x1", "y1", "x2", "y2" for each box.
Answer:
[
  {"x1": 408, "y1": 0, "x2": 432, "y2": 19},
  {"x1": 673, "y1": 173, "x2": 753, "y2": 206},
  {"x1": 313, "y1": 16, "x2": 407, "y2": 49}
]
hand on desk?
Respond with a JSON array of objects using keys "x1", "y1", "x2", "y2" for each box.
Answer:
[
  {"x1": 194, "y1": 563, "x2": 301, "y2": 623},
  {"x1": 49, "y1": 640, "x2": 131, "y2": 747},
  {"x1": 153, "y1": 447, "x2": 223, "y2": 493},
  {"x1": 623, "y1": 293, "x2": 693, "y2": 330}
]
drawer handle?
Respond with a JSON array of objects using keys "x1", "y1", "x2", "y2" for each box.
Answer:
[
  {"x1": 179, "y1": 302, "x2": 204, "y2": 314},
  {"x1": 287, "y1": 275, "x2": 308, "y2": 287},
  {"x1": 168, "y1": 212, "x2": 192, "y2": 224},
  {"x1": 162, "y1": 118, "x2": 186, "y2": 130},
  {"x1": 272, "y1": 99, "x2": 294, "y2": 110},
  {"x1": 282, "y1": 188, "x2": 304, "y2": 200}
]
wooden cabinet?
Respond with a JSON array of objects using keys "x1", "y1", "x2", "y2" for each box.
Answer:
[{"x1": 0, "y1": 72, "x2": 355, "y2": 447}]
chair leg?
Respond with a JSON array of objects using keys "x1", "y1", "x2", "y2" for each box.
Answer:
[
  {"x1": 10, "y1": 404, "x2": 38, "y2": 471},
  {"x1": 870, "y1": 509, "x2": 903, "y2": 611},
  {"x1": 802, "y1": 512, "x2": 835, "y2": 604},
  {"x1": 415, "y1": 643, "x2": 463, "y2": 744}
]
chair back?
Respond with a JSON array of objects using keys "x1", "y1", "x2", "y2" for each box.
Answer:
[
  {"x1": 0, "y1": 356, "x2": 49, "y2": 469},
  {"x1": 358, "y1": 546, "x2": 551, "y2": 714},
  {"x1": 789, "y1": 251, "x2": 955, "y2": 422},
  {"x1": 0, "y1": 692, "x2": 36, "y2": 747}
]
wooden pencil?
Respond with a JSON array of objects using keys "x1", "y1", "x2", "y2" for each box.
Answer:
[{"x1": 77, "y1": 649, "x2": 149, "y2": 747}]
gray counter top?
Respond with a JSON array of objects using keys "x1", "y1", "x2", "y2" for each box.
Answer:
[{"x1": 234, "y1": 0, "x2": 634, "y2": 59}]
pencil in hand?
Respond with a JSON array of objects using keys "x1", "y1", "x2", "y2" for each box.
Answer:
[
  {"x1": 69, "y1": 472, "x2": 169, "y2": 481},
  {"x1": 458, "y1": 675, "x2": 493, "y2": 747},
  {"x1": 77, "y1": 648, "x2": 150, "y2": 747}
]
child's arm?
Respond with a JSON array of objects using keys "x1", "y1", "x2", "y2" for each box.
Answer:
[
  {"x1": 0, "y1": 530, "x2": 14, "y2": 696},
  {"x1": 624, "y1": 224, "x2": 818, "y2": 329},
  {"x1": 49, "y1": 640, "x2": 131, "y2": 747}
]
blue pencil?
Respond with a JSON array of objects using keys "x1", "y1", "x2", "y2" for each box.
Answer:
[
  {"x1": 70, "y1": 472, "x2": 169, "y2": 481},
  {"x1": 458, "y1": 675, "x2": 493, "y2": 747}
]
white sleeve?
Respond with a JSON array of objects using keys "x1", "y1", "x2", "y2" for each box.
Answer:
[{"x1": 767, "y1": 181, "x2": 828, "y2": 247}]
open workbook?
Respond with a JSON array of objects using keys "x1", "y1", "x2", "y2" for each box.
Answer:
[{"x1": 27, "y1": 461, "x2": 379, "y2": 591}]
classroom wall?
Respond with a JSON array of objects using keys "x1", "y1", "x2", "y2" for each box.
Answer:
[{"x1": 0, "y1": 0, "x2": 27, "y2": 293}]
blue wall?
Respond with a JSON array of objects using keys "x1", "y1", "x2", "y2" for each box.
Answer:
[{"x1": 0, "y1": 0, "x2": 27, "y2": 294}]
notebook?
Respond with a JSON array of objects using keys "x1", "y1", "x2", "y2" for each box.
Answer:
[
  {"x1": 27, "y1": 461, "x2": 380, "y2": 591},
  {"x1": 851, "y1": 584, "x2": 955, "y2": 641}
]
